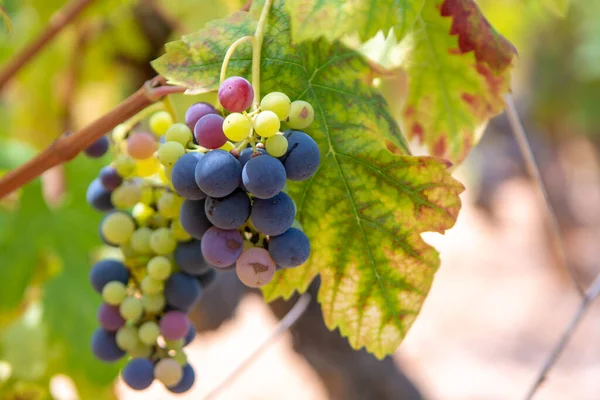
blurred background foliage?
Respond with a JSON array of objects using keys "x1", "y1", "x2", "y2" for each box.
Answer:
[{"x1": 0, "y1": 0, "x2": 598, "y2": 398}]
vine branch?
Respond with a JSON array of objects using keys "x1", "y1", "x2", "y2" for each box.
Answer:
[
  {"x1": 0, "y1": 76, "x2": 185, "y2": 199},
  {"x1": 0, "y1": 0, "x2": 97, "y2": 91}
]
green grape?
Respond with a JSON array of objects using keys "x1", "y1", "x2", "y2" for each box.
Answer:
[
  {"x1": 102, "y1": 281, "x2": 127, "y2": 305},
  {"x1": 223, "y1": 112, "x2": 251, "y2": 142},
  {"x1": 160, "y1": 166, "x2": 173, "y2": 185},
  {"x1": 219, "y1": 141, "x2": 235, "y2": 152},
  {"x1": 150, "y1": 228, "x2": 176, "y2": 255},
  {"x1": 173, "y1": 351, "x2": 188, "y2": 366},
  {"x1": 157, "y1": 192, "x2": 183, "y2": 219},
  {"x1": 147, "y1": 256, "x2": 172, "y2": 280},
  {"x1": 120, "y1": 241, "x2": 137, "y2": 259},
  {"x1": 141, "y1": 293, "x2": 165, "y2": 313},
  {"x1": 154, "y1": 358, "x2": 183, "y2": 387},
  {"x1": 165, "y1": 123, "x2": 193, "y2": 147},
  {"x1": 148, "y1": 214, "x2": 170, "y2": 229},
  {"x1": 130, "y1": 227, "x2": 153, "y2": 254},
  {"x1": 111, "y1": 183, "x2": 142, "y2": 210},
  {"x1": 141, "y1": 275, "x2": 164, "y2": 295},
  {"x1": 150, "y1": 111, "x2": 174, "y2": 136},
  {"x1": 254, "y1": 110, "x2": 280, "y2": 138},
  {"x1": 119, "y1": 296, "x2": 143, "y2": 322},
  {"x1": 112, "y1": 124, "x2": 129, "y2": 142},
  {"x1": 138, "y1": 321, "x2": 160, "y2": 345},
  {"x1": 158, "y1": 142, "x2": 185, "y2": 167},
  {"x1": 140, "y1": 185, "x2": 154, "y2": 205},
  {"x1": 265, "y1": 134, "x2": 288, "y2": 157},
  {"x1": 165, "y1": 339, "x2": 183, "y2": 350},
  {"x1": 288, "y1": 100, "x2": 314, "y2": 129},
  {"x1": 116, "y1": 325, "x2": 140, "y2": 351},
  {"x1": 260, "y1": 92, "x2": 291, "y2": 120},
  {"x1": 101, "y1": 212, "x2": 135, "y2": 245},
  {"x1": 129, "y1": 342, "x2": 152, "y2": 358},
  {"x1": 132, "y1": 203, "x2": 155, "y2": 225},
  {"x1": 113, "y1": 154, "x2": 136, "y2": 177},
  {"x1": 136, "y1": 156, "x2": 160, "y2": 177},
  {"x1": 171, "y1": 218, "x2": 191, "y2": 242}
]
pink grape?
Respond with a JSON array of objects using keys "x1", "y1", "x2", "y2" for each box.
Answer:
[
  {"x1": 194, "y1": 114, "x2": 227, "y2": 149},
  {"x1": 160, "y1": 311, "x2": 190, "y2": 341},
  {"x1": 127, "y1": 132, "x2": 158, "y2": 160},
  {"x1": 235, "y1": 248, "x2": 276, "y2": 288},
  {"x1": 185, "y1": 102, "x2": 218, "y2": 131},
  {"x1": 218, "y1": 77, "x2": 254, "y2": 112}
]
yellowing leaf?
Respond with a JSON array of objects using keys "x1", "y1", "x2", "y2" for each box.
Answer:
[{"x1": 543, "y1": 0, "x2": 570, "y2": 16}]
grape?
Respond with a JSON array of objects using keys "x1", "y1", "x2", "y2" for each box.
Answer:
[
  {"x1": 194, "y1": 114, "x2": 227, "y2": 149},
  {"x1": 150, "y1": 227, "x2": 177, "y2": 255},
  {"x1": 173, "y1": 352, "x2": 188, "y2": 366},
  {"x1": 122, "y1": 358, "x2": 155, "y2": 390},
  {"x1": 241, "y1": 155, "x2": 286, "y2": 199},
  {"x1": 171, "y1": 218, "x2": 192, "y2": 242},
  {"x1": 91, "y1": 328, "x2": 125, "y2": 362},
  {"x1": 204, "y1": 190, "x2": 250, "y2": 229},
  {"x1": 200, "y1": 227, "x2": 243, "y2": 268},
  {"x1": 101, "y1": 212, "x2": 135, "y2": 245},
  {"x1": 165, "y1": 339, "x2": 184, "y2": 350},
  {"x1": 112, "y1": 124, "x2": 128, "y2": 142},
  {"x1": 194, "y1": 150, "x2": 241, "y2": 198},
  {"x1": 260, "y1": 92, "x2": 291, "y2": 120},
  {"x1": 120, "y1": 296, "x2": 143, "y2": 322},
  {"x1": 179, "y1": 199, "x2": 212, "y2": 239},
  {"x1": 127, "y1": 132, "x2": 157, "y2": 160},
  {"x1": 223, "y1": 112, "x2": 252, "y2": 142},
  {"x1": 89, "y1": 259, "x2": 129, "y2": 293},
  {"x1": 130, "y1": 227, "x2": 153, "y2": 254},
  {"x1": 160, "y1": 311, "x2": 190, "y2": 341},
  {"x1": 174, "y1": 240, "x2": 211, "y2": 276},
  {"x1": 138, "y1": 321, "x2": 160, "y2": 345},
  {"x1": 136, "y1": 156, "x2": 161, "y2": 178},
  {"x1": 288, "y1": 100, "x2": 314, "y2": 129},
  {"x1": 254, "y1": 110, "x2": 280, "y2": 137},
  {"x1": 157, "y1": 191, "x2": 183, "y2": 219},
  {"x1": 99, "y1": 166, "x2": 123, "y2": 190},
  {"x1": 184, "y1": 324, "x2": 196, "y2": 346},
  {"x1": 265, "y1": 134, "x2": 288, "y2": 157},
  {"x1": 86, "y1": 178, "x2": 114, "y2": 212},
  {"x1": 236, "y1": 248, "x2": 276, "y2": 288},
  {"x1": 141, "y1": 275, "x2": 164, "y2": 295},
  {"x1": 280, "y1": 130, "x2": 321, "y2": 181},
  {"x1": 220, "y1": 141, "x2": 235, "y2": 151},
  {"x1": 116, "y1": 326, "x2": 140, "y2": 351},
  {"x1": 154, "y1": 358, "x2": 183, "y2": 387},
  {"x1": 238, "y1": 147, "x2": 266, "y2": 168},
  {"x1": 111, "y1": 183, "x2": 142, "y2": 209},
  {"x1": 165, "y1": 123, "x2": 193, "y2": 147},
  {"x1": 85, "y1": 135, "x2": 110, "y2": 158},
  {"x1": 113, "y1": 154, "x2": 136, "y2": 177},
  {"x1": 171, "y1": 152, "x2": 206, "y2": 200},
  {"x1": 150, "y1": 111, "x2": 174, "y2": 136},
  {"x1": 268, "y1": 228, "x2": 310, "y2": 268},
  {"x1": 141, "y1": 293, "x2": 166, "y2": 313},
  {"x1": 147, "y1": 256, "x2": 171, "y2": 280},
  {"x1": 102, "y1": 281, "x2": 127, "y2": 305},
  {"x1": 158, "y1": 141, "x2": 186, "y2": 167},
  {"x1": 218, "y1": 76, "x2": 254, "y2": 112},
  {"x1": 129, "y1": 343, "x2": 152, "y2": 358},
  {"x1": 185, "y1": 102, "x2": 218, "y2": 131},
  {"x1": 251, "y1": 192, "x2": 295, "y2": 236},
  {"x1": 97, "y1": 303, "x2": 125, "y2": 332},
  {"x1": 132, "y1": 203, "x2": 154, "y2": 225},
  {"x1": 164, "y1": 272, "x2": 202, "y2": 312},
  {"x1": 166, "y1": 363, "x2": 195, "y2": 393}
]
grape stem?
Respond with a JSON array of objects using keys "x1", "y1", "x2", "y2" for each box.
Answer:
[
  {"x1": 251, "y1": 0, "x2": 274, "y2": 110},
  {"x1": 219, "y1": 36, "x2": 254, "y2": 85}
]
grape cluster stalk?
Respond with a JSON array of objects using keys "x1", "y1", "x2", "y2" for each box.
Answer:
[{"x1": 86, "y1": 74, "x2": 320, "y2": 393}]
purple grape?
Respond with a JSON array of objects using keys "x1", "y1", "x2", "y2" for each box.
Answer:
[
  {"x1": 194, "y1": 150, "x2": 241, "y2": 198},
  {"x1": 85, "y1": 135, "x2": 110, "y2": 158},
  {"x1": 184, "y1": 324, "x2": 196, "y2": 346},
  {"x1": 164, "y1": 272, "x2": 202, "y2": 312},
  {"x1": 86, "y1": 178, "x2": 114, "y2": 212},
  {"x1": 268, "y1": 228, "x2": 310, "y2": 268},
  {"x1": 160, "y1": 311, "x2": 190, "y2": 341},
  {"x1": 166, "y1": 364, "x2": 195, "y2": 393},
  {"x1": 251, "y1": 192, "x2": 295, "y2": 236},
  {"x1": 204, "y1": 190, "x2": 250, "y2": 229},
  {"x1": 97, "y1": 303, "x2": 125, "y2": 332},
  {"x1": 194, "y1": 114, "x2": 227, "y2": 149},
  {"x1": 89, "y1": 259, "x2": 129, "y2": 293},
  {"x1": 185, "y1": 102, "x2": 218, "y2": 131},
  {"x1": 99, "y1": 166, "x2": 123, "y2": 190},
  {"x1": 174, "y1": 240, "x2": 211, "y2": 276},
  {"x1": 122, "y1": 358, "x2": 155, "y2": 390},
  {"x1": 172, "y1": 153, "x2": 206, "y2": 200},
  {"x1": 91, "y1": 328, "x2": 125, "y2": 362},
  {"x1": 200, "y1": 226, "x2": 243, "y2": 268},
  {"x1": 280, "y1": 130, "x2": 321, "y2": 181},
  {"x1": 218, "y1": 77, "x2": 254, "y2": 112},
  {"x1": 242, "y1": 155, "x2": 286, "y2": 199},
  {"x1": 179, "y1": 199, "x2": 212, "y2": 239}
]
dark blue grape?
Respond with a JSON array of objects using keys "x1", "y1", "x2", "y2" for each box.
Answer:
[
  {"x1": 164, "y1": 272, "x2": 202, "y2": 312},
  {"x1": 122, "y1": 358, "x2": 155, "y2": 390},
  {"x1": 172, "y1": 153, "x2": 206, "y2": 200},
  {"x1": 281, "y1": 130, "x2": 320, "y2": 181},
  {"x1": 204, "y1": 190, "x2": 250, "y2": 229},
  {"x1": 180, "y1": 199, "x2": 212, "y2": 239},
  {"x1": 251, "y1": 192, "x2": 295, "y2": 236},
  {"x1": 268, "y1": 228, "x2": 310, "y2": 268},
  {"x1": 91, "y1": 328, "x2": 125, "y2": 362},
  {"x1": 85, "y1": 135, "x2": 110, "y2": 158},
  {"x1": 195, "y1": 150, "x2": 241, "y2": 198},
  {"x1": 174, "y1": 240, "x2": 211, "y2": 276},
  {"x1": 197, "y1": 268, "x2": 217, "y2": 288},
  {"x1": 242, "y1": 155, "x2": 286, "y2": 199},
  {"x1": 238, "y1": 147, "x2": 266, "y2": 168},
  {"x1": 98, "y1": 166, "x2": 123, "y2": 190},
  {"x1": 184, "y1": 324, "x2": 196, "y2": 347},
  {"x1": 167, "y1": 364, "x2": 195, "y2": 393},
  {"x1": 89, "y1": 259, "x2": 129, "y2": 293},
  {"x1": 86, "y1": 178, "x2": 114, "y2": 212}
]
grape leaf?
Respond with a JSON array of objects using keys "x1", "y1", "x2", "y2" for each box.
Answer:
[
  {"x1": 401, "y1": 0, "x2": 516, "y2": 164},
  {"x1": 542, "y1": 0, "x2": 570, "y2": 16},
  {"x1": 153, "y1": 0, "x2": 464, "y2": 358}
]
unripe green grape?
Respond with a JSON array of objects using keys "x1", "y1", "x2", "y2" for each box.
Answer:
[
  {"x1": 111, "y1": 183, "x2": 141, "y2": 209},
  {"x1": 171, "y1": 218, "x2": 191, "y2": 242},
  {"x1": 119, "y1": 296, "x2": 143, "y2": 322},
  {"x1": 138, "y1": 321, "x2": 160, "y2": 345},
  {"x1": 132, "y1": 203, "x2": 155, "y2": 225},
  {"x1": 130, "y1": 227, "x2": 153, "y2": 254},
  {"x1": 165, "y1": 123, "x2": 193, "y2": 147},
  {"x1": 150, "y1": 228, "x2": 176, "y2": 255},
  {"x1": 141, "y1": 275, "x2": 164, "y2": 295},
  {"x1": 102, "y1": 281, "x2": 127, "y2": 305},
  {"x1": 120, "y1": 241, "x2": 137, "y2": 259},
  {"x1": 288, "y1": 100, "x2": 314, "y2": 129},
  {"x1": 160, "y1": 166, "x2": 173, "y2": 184},
  {"x1": 154, "y1": 358, "x2": 183, "y2": 387},
  {"x1": 223, "y1": 113, "x2": 252, "y2": 142},
  {"x1": 150, "y1": 111, "x2": 174, "y2": 136},
  {"x1": 116, "y1": 325, "x2": 140, "y2": 351},
  {"x1": 219, "y1": 141, "x2": 235, "y2": 152},
  {"x1": 112, "y1": 124, "x2": 129, "y2": 142},
  {"x1": 147, "y1": 256, "x2": 172, "y2": 280},
  {"x1": 136, "y1": 156, "x2": 160, "y2": 177},
  {"x1": 260, "y1": 92, "x2": 291, "y2": 120},
  {"x1": 113, "y1": 154, "x2": 136, "y2": 177},
  {"x1": 129, "y1": 342, "x2": 152, "y2": 358},
  {"x1": 173, "y1": 351, "x2": 188, "y2": 366},
  {"x1": 254, "y1": 110, "x2": 280, "y2": 138},
  {"x1": 157, "y1": 191, "x2": 183, "y2": 219},
  {"x1": 147, "y1": 214, "x2": 169, "y2": 229},
  {"x1": 158, "y1": 141, "x2": 186, "y2": 167},
  {"x1": 101, "y1": 212, "x2": 135, "y2": 245},
  {"x1": 265, "y1": 134, "x2": 288, "y2": 157},
  {"x1": 141, "y1": 293, "x2": 165, "y2": 313},
  {"x1": 165, "y1": 339, "x2": 184, "y2": 350}
]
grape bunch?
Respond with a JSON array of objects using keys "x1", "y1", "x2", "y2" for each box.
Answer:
[{"x1": 85, "y1": 75, "x2": 319, "y2": 393}]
